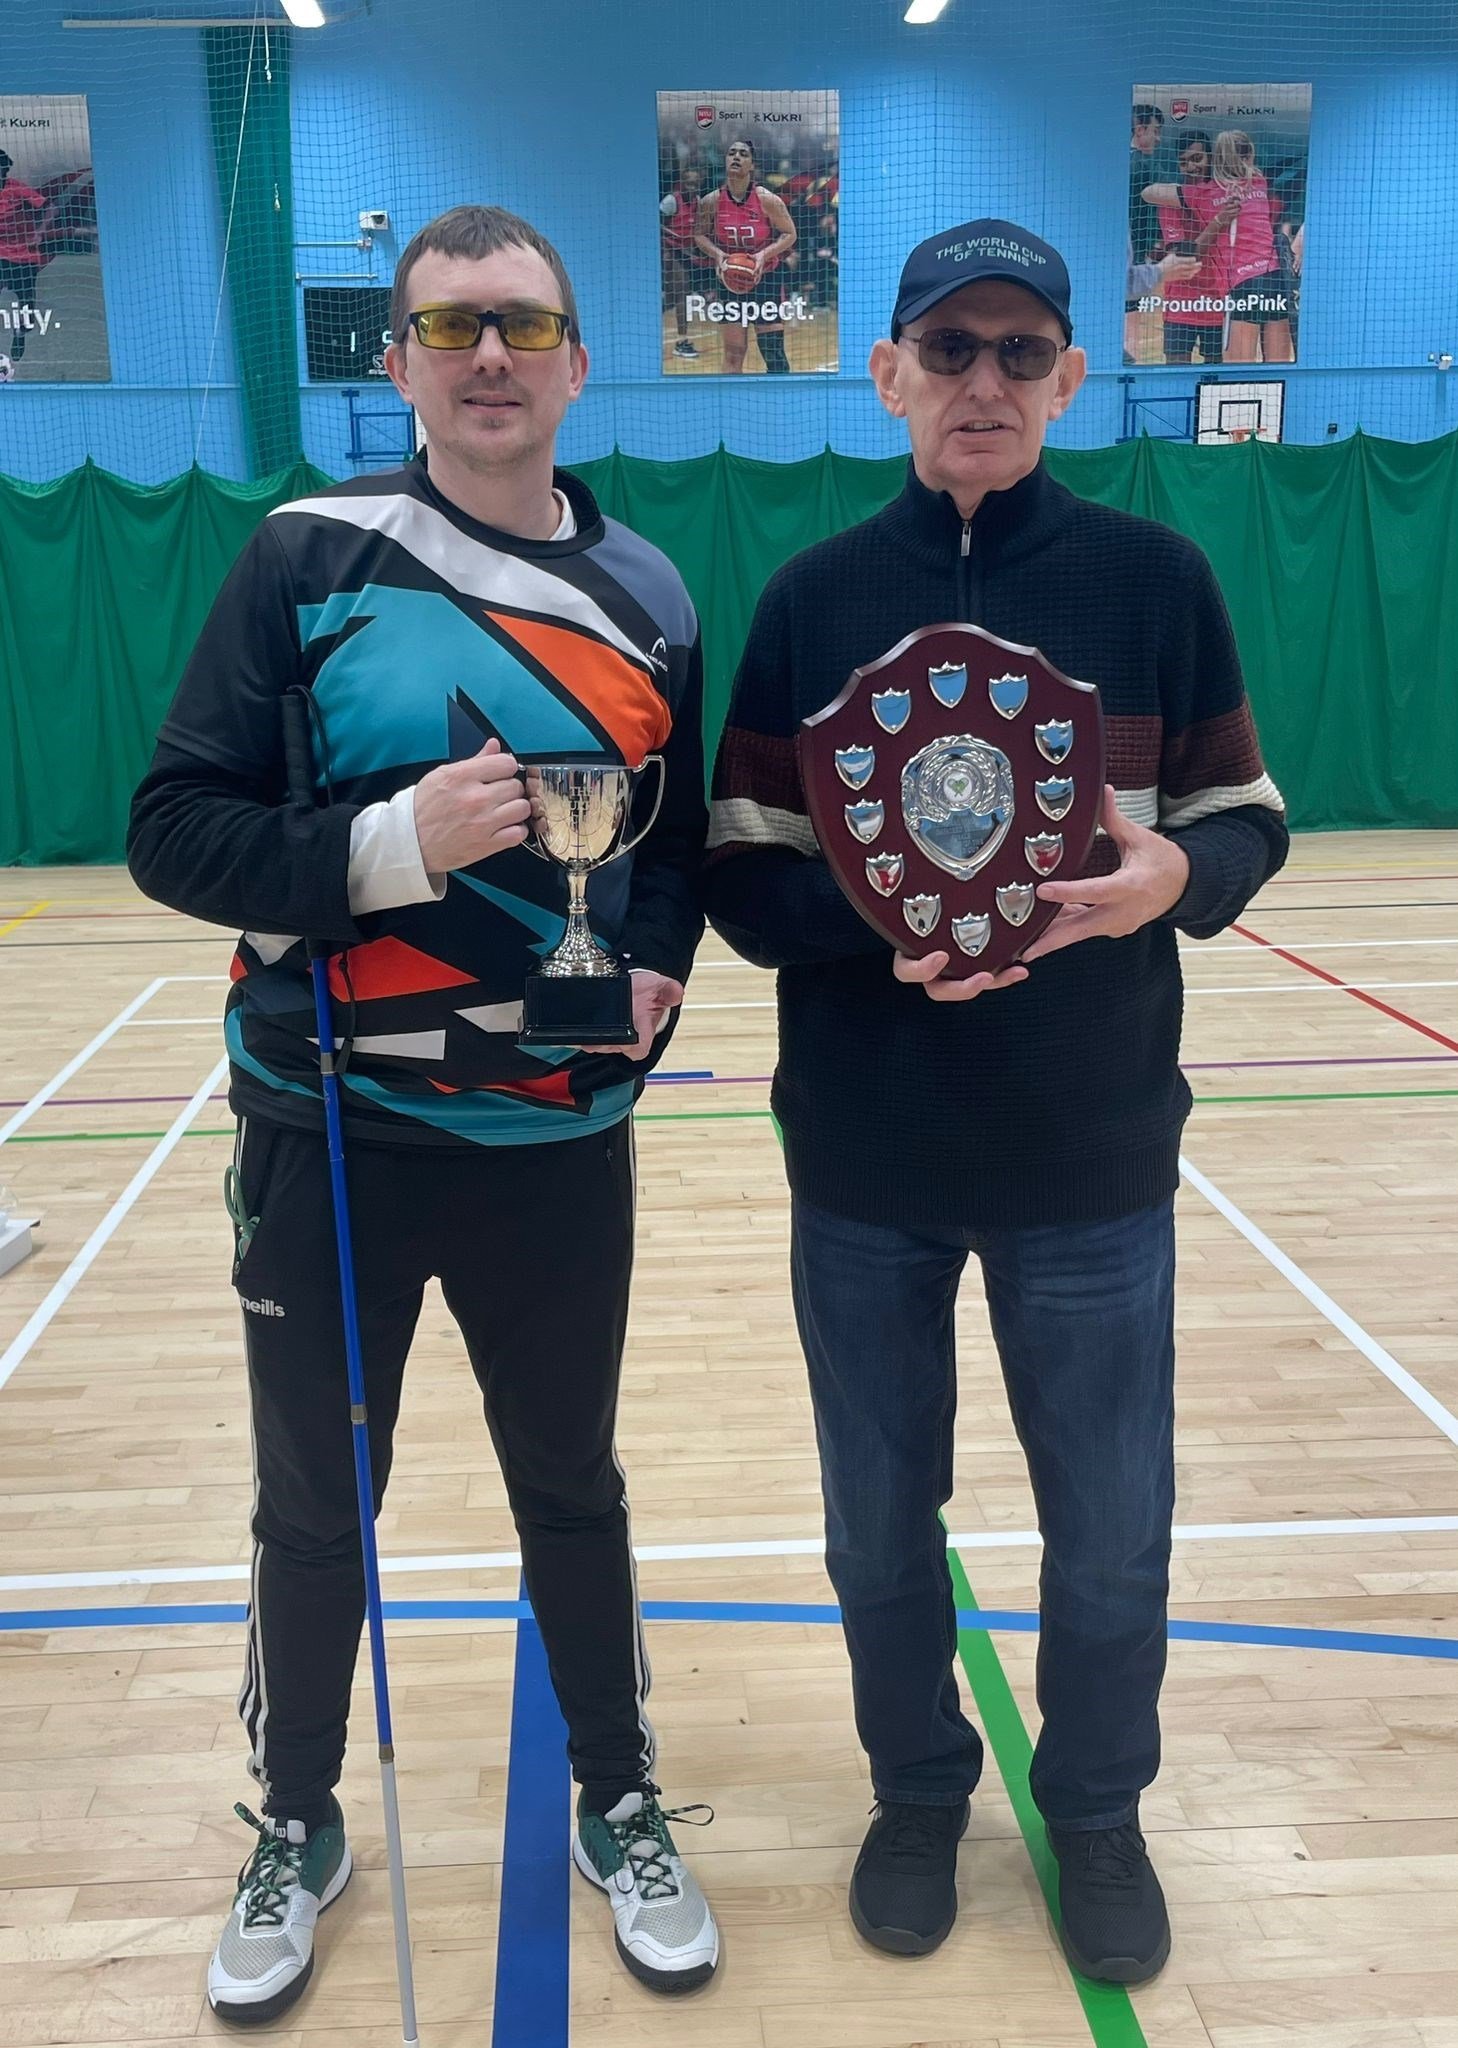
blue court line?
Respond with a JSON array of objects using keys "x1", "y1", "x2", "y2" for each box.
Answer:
[
  {"x1": 4, "y1": 1597, "x2": 1457, "y2": 1661},
  {"x1": 492, "y1": 1582, "x2": 571, "y2": 2048}
]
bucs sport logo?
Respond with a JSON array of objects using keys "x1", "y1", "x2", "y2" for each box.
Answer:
[
  {"x1": 798, "y1": 624, "x2": 1105, "y2": 979},
  {"x1": 695, "y1": 105, "x2": 716, "y2": 128}
]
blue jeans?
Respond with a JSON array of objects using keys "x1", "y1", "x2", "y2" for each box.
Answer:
[{"x1": 790, "y1": 1193, "x2": 1176, "y2": 1830}]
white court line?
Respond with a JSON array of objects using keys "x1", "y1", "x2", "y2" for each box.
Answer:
[
  {"x1": 0, "y1": 1058, "x2": 230, "y2": 1396},
  {"x1": 1179, "y1": 1154, "x2": 1458, "y2": 1448},
  {"x1": 689, "y1": 981, "x2": 1458, "y2": 1013},
  {"x1": 1185, "y1": 937, "x2": 1458, "y2": 956},
  {"x1": 693, "y1": 939, "x2": 1458, "y2": 971},
  {"x1": 0, "y1": 979, "x2": 167, "y2": 1147},
  {"x1": 1183, "y1": 979, "x2": 1458, "y2": 996},
  {"x1": 123, "y1": 1018, "x2": 223, "y2": 1028},
  {"x1": 4, "y1": 1514, "x2": 1457, "y2": 1596}
]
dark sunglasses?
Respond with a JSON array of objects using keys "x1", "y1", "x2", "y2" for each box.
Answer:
[
  {"x1": 902, "y1": 329, "x2": 1067, "y2": 381},
  {"x1": 407, "y1": 305, "x2": 572, "y2": 352}
]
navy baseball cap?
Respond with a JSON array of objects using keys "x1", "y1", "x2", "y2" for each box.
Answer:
[{"x1": 891, "y1": 219, "x2": 1073, "y2": 341}]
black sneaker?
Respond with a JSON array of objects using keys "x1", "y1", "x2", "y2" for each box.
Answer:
[
  {"x1": 849, "y1": 1798, "x2": 969, "y2": 1956},
  {"x1": 1047, "y1": 1821, "x2": 1170, "y2": 1983}
]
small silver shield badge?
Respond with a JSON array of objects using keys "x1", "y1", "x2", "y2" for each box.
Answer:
[
  {"x1": 1035, "y1": 776, "x2": 1075, "y2": 822},
  {"x1": 996, "y1": 881, "x2": 1035, "y2": 926},
  {"x1": 866, "y1": 852, "x2": 904, "y2": 897},
  {"x1": 903, "y1": 893, "x2": 942, "y2": 937},
  {"x1": 928, "y1": 661, "x2": 968, "y2": 708},
  {"x1": 1025, "y1": 832, "x2": 1064, "y2": 876},
  {"x1": 871, "y1": 688, "x2": 911, "y2": 735},
  {"x1": 844, "y1": 799, "x2": 884, "y2": 845},
  {"x1": 1035, "y1": 719, "x2": 1074, "y2": 764},
  {"x1": 951, "y1": 912, "x2": 991, "y2": 957},
  {"x1": 835, "y1": 744, "x2": 876, "y2": 791},
  {"x1": 989, "y1": 672, "x2": 1029, "y2": 720}
]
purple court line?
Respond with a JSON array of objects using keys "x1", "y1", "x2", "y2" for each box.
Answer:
[{"x1": 3, "y1": 1052, "x2": 1456, "y2": 1114}]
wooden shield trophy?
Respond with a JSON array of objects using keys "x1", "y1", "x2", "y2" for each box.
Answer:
[{"x1": 798, "y1": 623, "x2": 1106, "y2": 979}]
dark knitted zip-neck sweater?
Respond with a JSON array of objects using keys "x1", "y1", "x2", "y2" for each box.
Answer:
[{"x1": 703, "y1": 459, "x2": 1289, "y2": 1228}]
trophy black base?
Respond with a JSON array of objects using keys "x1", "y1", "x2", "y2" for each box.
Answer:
[{"x1": 519, "y1": 971, "x2": 635, "y2": 1047}]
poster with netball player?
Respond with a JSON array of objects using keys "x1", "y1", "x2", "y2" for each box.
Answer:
[
  {"x1": 656, "y1": 90, "x2": 839, "y2": 376},
  {"x1": 1125, "y1": 83, "x2": 1310, "y2": 370},
  {"x1": 0, "y1": 95, "x2": 109, "y2": 383}
]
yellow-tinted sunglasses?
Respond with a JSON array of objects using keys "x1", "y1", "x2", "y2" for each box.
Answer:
[{"x1": 406, "y1": 305, "x2": 572, "y2": 351}]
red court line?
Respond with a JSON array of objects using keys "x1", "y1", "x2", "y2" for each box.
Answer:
[{"x1": 1232, "y1": 923, "x2": 1458, "y2": 1054}]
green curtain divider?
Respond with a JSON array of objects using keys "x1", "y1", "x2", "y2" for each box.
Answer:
[
  {"x1": 202, "y1": 24, "x2": 304, "y2": 480},
  {"x1": 1, "y1": 433, "x2": 1454, "y2": 865},
  {"x1": 0, "y1": 458, "x2": 330, "y2": 865}
]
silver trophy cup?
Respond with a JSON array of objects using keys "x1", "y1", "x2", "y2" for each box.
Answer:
[{"x1": 518, "y1": 756, "x2": 665, "y2": 1046}]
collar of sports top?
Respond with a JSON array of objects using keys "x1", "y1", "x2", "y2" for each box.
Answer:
[
  {"x1": 883, "y1": 455, "x2": 1077, "y2": 571},
  {"x1": 411, "y1": 450, "x2": 606, "y2": 557}
]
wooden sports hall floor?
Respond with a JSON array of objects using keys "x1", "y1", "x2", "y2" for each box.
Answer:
[{"x1": 1, "y1": 830, "x2": 1455, "y2": 2048}]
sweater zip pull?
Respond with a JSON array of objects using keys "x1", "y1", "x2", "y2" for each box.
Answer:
[{"x1": 960, "y1": 519, "x2": 971, "y2": 559}]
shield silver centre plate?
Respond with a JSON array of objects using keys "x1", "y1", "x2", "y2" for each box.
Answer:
[{"x1": 900, "y1": 735, "x2": 1015, "y2": 882}]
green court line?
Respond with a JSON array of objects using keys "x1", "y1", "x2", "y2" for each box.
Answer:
[
  {"x1": 764, "y1": 1107, "x2": 1144, "y2": 2047},
  {"x1": 945, "y1": 1537, "x2": 1150, "y2": 2048},
  {"x1": 2, "y1": 1127, "x2": 238, "y2": 1144},
  {"x1": 4, "y1": 1087, "x2": 1455, "y2": 1146},
  {"x1": 1193, "y1": 1087, "x2": 1458, "y2": 1104}
]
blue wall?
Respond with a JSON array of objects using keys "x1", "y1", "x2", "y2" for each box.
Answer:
[{"x1": 4, "y1": 0, "x2": 1457, "y2": 483}]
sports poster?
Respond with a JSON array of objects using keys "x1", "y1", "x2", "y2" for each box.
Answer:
[
  {"x1": 1125, "y1": 84, "x2": 1310, "y2": 368},
  {"x1": 656, "y1": 90, "x2": 839, "y2": 377},
  {"x1": 0, "y1": 96, "x2": 110, "y2": 383}
]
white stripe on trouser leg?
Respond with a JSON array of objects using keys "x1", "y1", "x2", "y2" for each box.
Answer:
[
  {"x1": 620, "y1": 1122, "x2": 655, "y2": 1779},
  {"x1": 239, "y1": 1369, "x2": 272, "y2": 1804},
  {"x1": 233, "y1": 1120, "x2": 261, "y2": 1749},
  {"x1": 614, "y1": 1445, "x2": 656, "y2": 1780}
]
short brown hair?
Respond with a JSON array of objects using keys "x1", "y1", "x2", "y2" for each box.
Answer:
[{"x1": 388, "y1": 204, "x2": 581, "y2": 350}]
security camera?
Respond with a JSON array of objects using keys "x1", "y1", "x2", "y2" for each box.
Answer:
[
  {"x1": 1428, "y1": 351, "x2": 1454, "y2": 370},
  {"x1": 359, "y1": 209, "x2": 391, "y2": 233}
]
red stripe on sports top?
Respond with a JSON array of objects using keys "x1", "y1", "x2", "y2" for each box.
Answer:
[{"x1": 1233, "y1": 922, "x2": 1458, "y2": 1054}]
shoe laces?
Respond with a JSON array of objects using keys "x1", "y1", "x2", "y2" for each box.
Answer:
[
  {"x1": 870, "y1": 1800, "x2": 961, "y2": 1866},
  {"x1": 1074, "y1": 1822, "x2": 1147, "y2": 1888},
  {"x1": 232, "y1": 1803, "x2": 304, "y2": 1929},
  {"x1": 607, "y1": 1790, "x2": 713, "y2": 1902}
]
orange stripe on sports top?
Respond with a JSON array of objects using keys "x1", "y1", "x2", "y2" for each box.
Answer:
[
  {"x1": 486, "y1": 613, "x2": 672, "y2": 763},
  {"x1": 328, "y1": 936, "x2": 478, "y2": 1004}
]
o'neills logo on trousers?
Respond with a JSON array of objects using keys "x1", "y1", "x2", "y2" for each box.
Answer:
[{"x1": 241, "y1": 1297, "x2": 286, "y2": 1317}]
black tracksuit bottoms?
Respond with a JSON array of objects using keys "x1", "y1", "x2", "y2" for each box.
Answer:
[{"x1": 228, "y1": 1112, "x2": 652, "y2": 1823}]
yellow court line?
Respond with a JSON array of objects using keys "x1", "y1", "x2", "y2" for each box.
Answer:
[{"x1": 0, "y1": 900, "x2": 51, "y2": 940}]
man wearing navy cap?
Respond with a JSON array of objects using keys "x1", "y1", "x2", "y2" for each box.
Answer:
[{"x1": 705, "y1": 222, "x2": 1287, "y2": 1979}]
